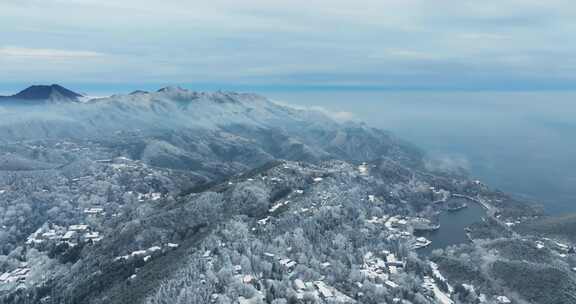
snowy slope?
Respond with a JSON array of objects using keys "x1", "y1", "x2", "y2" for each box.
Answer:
[{"x1": 0, "y1": 87, "x2": 423, "y2": 168}]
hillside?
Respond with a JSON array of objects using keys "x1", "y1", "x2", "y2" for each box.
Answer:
[
  {"x1": 0, "y1": 86, "x2": 563, "y2": 304},
  {"x1": 0, "y1": 87, "x2": 423, "y2": 169},
  {"x1": 517, "y1": 214, "x2": 576, "y2": 243}
]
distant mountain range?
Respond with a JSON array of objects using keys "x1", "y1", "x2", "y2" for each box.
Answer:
[
  {"x1": 0, "y1": 84, "x2": 423, "y2": 175},
  {"x1": 0, "y1": 84, "x2": 83, "y2": 103}
]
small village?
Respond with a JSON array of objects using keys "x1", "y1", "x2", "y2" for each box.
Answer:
[
  {"x1": 1, "y1": 222, "x2": 103, "y2": 286},
  {"x1": 25, "y1": 204, "x2": 108, "y2": 251},
  {"x1": 25, "y1": 222, "x2": 103, "y2": 250},
  {"x1": 113, "y1": 243, "x2": 179, "y2": 267},
  {"x1": 1, "y1": 155, "x2": 572, "y2": 303},
  {"x1": 0, "y1": 264, "x2": 30, "y2": 285}
]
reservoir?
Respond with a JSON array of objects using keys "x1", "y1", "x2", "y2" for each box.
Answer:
[{"x1": 415, "y1": 199, "x2": 487, "y2": 255}]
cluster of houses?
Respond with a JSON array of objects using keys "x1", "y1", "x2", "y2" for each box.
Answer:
[
  {"x1": 83, "y1": 207, "x2": 104, "y2": 217},
  {"x1": 384, "y1": 215, "x2": 411, "y2": 232},
  {"x1": 495, "y1": 295, "x2": 512, "y2": 303},
  {"x1": 364, "y1": 214, "x2": 435, "y2": 251},
  {"x1": 410, "y1": 217, "x2": 440, "y2": 232},
  {"x1": 23, "y1": 205, "x2": 108, "y2": 252},
  {"x1": 358, "y1": 162, "x2": 370, "y2": 176},
  {"x1": 530, "y1": 237, "x2": 575, "y2": 258},
  {"x1": 227, "y1": 251, "x2": 301, "y2": 277},
  {"x1": 360, "y1": 251, "x2": 405, "y2": 288},
  {"x1": 430, "y1": 186, "x2": 451, "y2": 203},
  {"x1": 262, "y1": 252, "x2": 299, "y2": 272},
  {"x1": 372, "y1": 215, "x2": 433, "y2": 249},
  {"x1": 227, "y1": 261, "x2": 266, "y2": 304},
  {"x1": 293, "y1": 279, "x2": 355, "y2": 303},
  {"x1": 216, "y1": 248, "x2": 356, "y2": 303},
  {"x1": 384, "y1": 251, "x2": 405, "y2": 275},
  {"x1": 361, "y1": 251, "x2": 389, "y2": 281},
  {"x1": 549, "y1": 239, "x2": 573, "y2": 254},
  {"x1": 136, "y1": 191, "x2": 163, "y2": 202},
  {"x1": 208, "y1": 240, "x2": 396, "y2": 303},
  {"x1": 104, "y1": 156, "x2": 141, "y2": 170},
  {"x1": 26, "y1": 223, "x2": 102, "y2": 250},
  {"x1": 0, "y1": 264, "x2": 30, "y2": 285},
  {"x1": 114, "y1": 243, "x2": 179, "y2": 264},
  {"x1": 221, "y1": 248, "x2": 354, "y2": 304}
]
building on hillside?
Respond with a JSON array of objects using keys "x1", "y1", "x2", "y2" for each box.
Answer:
[{"x1": 496, "y1": 295, "x2": 512, "y2": 304}]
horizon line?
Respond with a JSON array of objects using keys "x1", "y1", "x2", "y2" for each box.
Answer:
[{"x1": 1, "y1": 82, "x2": 576, "y2": 96}]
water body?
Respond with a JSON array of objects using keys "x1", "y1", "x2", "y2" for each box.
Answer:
[
  {"x1": 415, "y1": 202, "x2": 487, "y2": 255},
  {"x1": 268, "y1": 90, "x2": 576, "y2": 215}
]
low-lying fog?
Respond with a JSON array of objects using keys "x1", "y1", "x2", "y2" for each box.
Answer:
[{"x1": 269, "y1": 90, "x2": 576, "y2": 215}]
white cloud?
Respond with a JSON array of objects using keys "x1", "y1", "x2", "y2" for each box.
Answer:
[
  {"x1": 0, "y1": 46, "x2": 105, "y2": 59},
  {"x1": 425, "y1": 153, "x2": 470, "y2": 174},
  {"x1": 1, "y1": 0, "x2": 576, "y2": 87},
  {"x1": 272, "y1": 99, "x2": 355, "y2": 121},
  {"x1": 310, "y1": 106, "x2": 356, "y2": 121}
]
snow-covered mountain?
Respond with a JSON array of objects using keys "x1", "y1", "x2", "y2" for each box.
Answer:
[
  {"x1": 0, "y1": 85, "x2": 554, "y2": 304},
  {"x1": 0, "y1": 84, "x2": 83, "y2": 104},
  {"x1": 0, "y1": 86, "x2": 423, "y2": 173}
]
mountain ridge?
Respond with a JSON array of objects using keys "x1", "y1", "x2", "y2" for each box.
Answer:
[{"x1": 0, "y1": 85, "x2": 424, "y2": 170}]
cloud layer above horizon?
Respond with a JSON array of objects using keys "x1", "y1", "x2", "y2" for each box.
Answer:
[{"x1": 1, "y1": 0, "x2": 575, "y2": 91}]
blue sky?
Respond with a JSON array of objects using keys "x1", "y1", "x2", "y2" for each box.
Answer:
[{"x1": 1, "y1": 0, "x2": 575, "y2": 93}]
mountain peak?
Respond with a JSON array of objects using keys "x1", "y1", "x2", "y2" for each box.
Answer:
[
  {"x1": 9, "y1": 84, "x2": 83, "y2": 101},
  {"x1": 129, "y1": 90, "x2": 149, "y2": 95},
  {"x1": 156, "y1": 86, "x2": 188, "y2": 94}
]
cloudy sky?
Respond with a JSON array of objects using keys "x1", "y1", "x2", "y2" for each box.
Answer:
[{"x1": 1, "y1": 0, "x2": 575, "y2": 92}]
